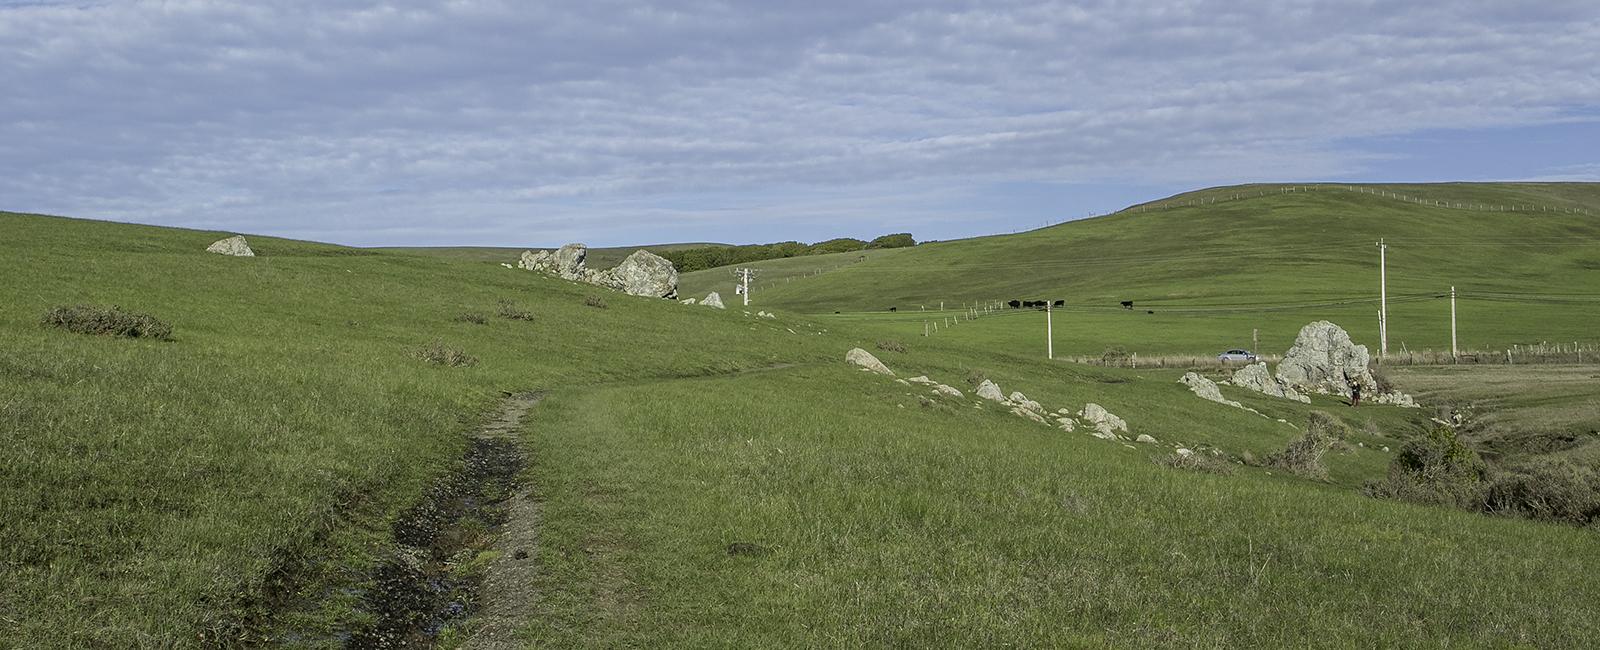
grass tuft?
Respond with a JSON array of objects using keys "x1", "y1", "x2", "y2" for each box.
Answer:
[
  {"x1": 453, "y1": 312, "x2": 488, "y2": 325},
  {"x1": 1156, "y1": 451, "x2": 1236, "y2": 475},
  {"x1": 413, "y1": 340, "x2": 478, "y2": 367},
  {"x1": 583, "y1": 296, "x2": 608, "y2": 309},
  {"x1": 495, "y1": 299, "x2": 536, "y2": 321},
  {"x1": 875, "y1": 339, "x2": 906, "y2": 353}
]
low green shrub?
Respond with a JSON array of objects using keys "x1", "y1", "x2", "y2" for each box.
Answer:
[
  {"x1": 876, "y1": 340, "x2": 906, "y2": 354},
  {"x1": 454, "y1": 312, "x2": 488, "y2": 325},
  {"x1": 1363, "y1": 427, "x2": 1490, "y2": 510},
  {"x1": 41, "y1": 304, "x2": 172, "y2": 340},
  {"x1": 583, "y1": 296, "x2": 608, "y2": 309}
]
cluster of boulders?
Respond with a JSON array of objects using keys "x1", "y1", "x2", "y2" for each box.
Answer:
[
  {"x1": 1180, "y1": 321, "x2": 1419, "y2": 409},
  {"x1": 206, "y1": 235, "x2": 254, "y2": 257},
  {"x1": 845, "y1": 348, "x2": 1152, "y2": 446},
  {"x1": 519, "y1": 243, "x2": 679, "y2": 299}
]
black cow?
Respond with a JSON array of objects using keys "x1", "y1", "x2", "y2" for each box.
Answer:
[
  {"x1": 1007, "y1": 300, "x2": 1021, "y2": 309},
  {"x1": 1121, "y1": 300, "x2": 1134, "y2": 310}
]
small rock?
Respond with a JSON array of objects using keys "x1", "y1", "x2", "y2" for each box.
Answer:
[
  {"x1": 931, "y1": 384, "x2": 963, "y2": 398},
  {"x1": 1179, "y1": 372, "x2": 1245, "y2": 409},
  {"x1": 976, "y1": 380, "x2": 1006, "y2": 402},
  {"x1": 845, "y1": 348, "x2": 894, "y2": 376},
  {"x1": 1010, "y1": 407, "x2": 1048, "y2": 424},
  {"x1": 702, "y1": 292, "x2": 726, "y2": 309},
  {"x1": 907, "y1": 376, "x2": 937, "y2": 385},
  {"x1": 1136, "y1": 434, "x2": 1157, "y2": 444},
  {"x1": 1176, "y1": 448, "x2": 1194, "y2": 457}
]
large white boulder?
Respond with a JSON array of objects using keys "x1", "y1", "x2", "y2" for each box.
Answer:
[
  {"x1": 518, "y1": 249, "x2": 554, "y2": 271},
  {"x1": 845, "y1": 348, "x2": 894, "y2": 376},
  {"x1": 1275, "y1": 321, "x2": 1375, "y2": 398},
  {"x1": 609, "y1": 250, "x2": 679, "y2": 298},
  {"x1": 553, "y1": 243, "x2": 588, "y2": 280},
  {"x1": 206, "y1": 235, "x2": 254, "y2": 257}
]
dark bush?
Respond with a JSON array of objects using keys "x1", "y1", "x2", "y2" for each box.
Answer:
[
  {"x1": 414, "y1": 340, "x2": 478, "y2": 367},
  {"x1": 496, "y1": 299, "x2": 535, "y2": 321},
  {"x1": 42, "y1": 305, "x2": 172, "y2": 340},
  {"x1": 454, "y1": 312, "x2": 488, "y2": 325},
  {"x1": 1362, "y1": 427, "x2": 1490, "y2": 510},
  {"x1": 584, "y1": 296, "x2": 608, "y2": 309},
  {"x1": 876, "y1": 340, "x2": 906, "y2": 354},
  {"x1": 866, "y1": 233, "x2": 916, "y2": 249},
  {"x1": 1266, "y1": 411, "x2": 1343, "y2": 480},
  {"x1": 1485, "y1": 459, "x2": 1600, "y2": 525}
]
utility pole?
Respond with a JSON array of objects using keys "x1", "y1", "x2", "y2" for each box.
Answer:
[
  {"x1": 1046, "y1": 301, "x2": 1054, "y2": 360},
  {"x1": 1252, "y1": 328, "x2": 1259, "y2": 354},
  {"x1": 733, "y1": 268, "x2": 757, "y2": 306},
  {"x1": 1450, "y1": 286, "x2": 1458, "y2": 362},
  {"x1": 1377, "y1": 239, "x2": 1388, "y2": 359}
]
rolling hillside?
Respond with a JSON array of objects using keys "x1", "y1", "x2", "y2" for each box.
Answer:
[
  {"x1": 682, "y1": 183, "x2": 1600, "y2": 356},
  {"x1": 4, "y1": 208, "x2": 1600, "y2": 647}
]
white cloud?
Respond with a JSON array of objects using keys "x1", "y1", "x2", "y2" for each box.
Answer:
[{"x1": 1, "y1": 0, "x2": 1597, "y2": 245}]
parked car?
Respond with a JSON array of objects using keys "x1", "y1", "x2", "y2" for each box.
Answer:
[{"x1": 1217, "y1": 349, "x2": 1257, "y2": 363}]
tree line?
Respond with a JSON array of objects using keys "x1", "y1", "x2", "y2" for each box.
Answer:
[{"x1": 661, "y1": 233, "x2": 915, "y2": 272}]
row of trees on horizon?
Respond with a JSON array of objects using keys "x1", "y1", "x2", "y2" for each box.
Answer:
[{"x1": 661, "y1": 233, "x2": 916, "y2": 272}]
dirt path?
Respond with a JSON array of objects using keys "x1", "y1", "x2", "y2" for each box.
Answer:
[{"x1": 463, "y1": 392, "x2": 545, "y2": 649}]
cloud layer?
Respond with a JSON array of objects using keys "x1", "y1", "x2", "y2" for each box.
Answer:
[{"x1": 3, "y1": 0, "x2": 1598, "y2": 245}]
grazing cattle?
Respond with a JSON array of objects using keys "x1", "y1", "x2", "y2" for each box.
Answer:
[
  {"x1": 1121, "y1": 301, "x2": 1134, "y2": 310},
  {"x1": 1053, "y1": 300, "x2": 1064, "y2": 307},
  {"x1": 888, "y1": 306, "x2": 897, "y2": 311},
  {"x1": 1007, "y1": 300, "x2": 1021, "y2": 308}
]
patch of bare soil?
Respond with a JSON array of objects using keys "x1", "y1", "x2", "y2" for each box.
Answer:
[{"x1": 344, "y1": 393, "x2": 541, "y2": 649}]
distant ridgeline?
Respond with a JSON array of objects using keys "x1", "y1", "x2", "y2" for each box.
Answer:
[{"x1": 661, "y1": 233, "x2": 915, "y2": 272}]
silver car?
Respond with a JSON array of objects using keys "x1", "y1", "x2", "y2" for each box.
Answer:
[{"x1": 1217, "y1": 349, "x2": 1257, "y2": 363}]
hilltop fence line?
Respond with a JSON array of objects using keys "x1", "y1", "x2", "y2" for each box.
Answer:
[
  {"x1": 1120, "y1": 184, "x2": 1594, "y2": 217},
  {"x1": 1081, "y1": 342, "x2": 1600, "y2": 369}
]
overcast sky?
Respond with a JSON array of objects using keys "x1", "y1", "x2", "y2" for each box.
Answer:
[{"x1": 3, "y1": 1, "x2": 1598, "y2": 247}]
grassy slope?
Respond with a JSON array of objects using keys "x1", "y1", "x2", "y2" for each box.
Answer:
[
  {"x1": 0, "y1": 212, "x2": 823, "y2": 645},
  {"x1": 683, "y1": 182, "x2": 1600, "y2": 356},
  {"x1": 3, "y1": 210, "x2": 1598, "y2": 646},
  {"x1": 374, "y1": 242, "x2": 724, "y2": 269},
  {"x1": 1390, "y1": 365, "x2": 1600, "y2": 464},
  {"x1": 527, "y1": 366, "x2": 1597, "y2": 647}
]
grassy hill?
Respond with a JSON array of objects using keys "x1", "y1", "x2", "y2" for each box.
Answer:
[
  {"x1": 4, "y1": 208, "x2": 1599, "y2": 647},
  {"x1": 682, "y1": 183, "x2": 1600, "y2": 357}
]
